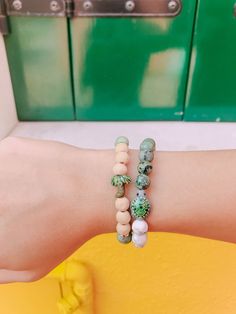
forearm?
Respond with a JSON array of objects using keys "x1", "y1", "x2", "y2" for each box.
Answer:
[
  {"x1": 1, "y1": 136, "x2": 235, "y2": 283},
  {"x1": 78, "y1": 148, "x2": 236, "y2": 243}
]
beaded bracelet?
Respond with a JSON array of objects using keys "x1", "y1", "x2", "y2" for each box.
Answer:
[
  {"x1": 130, "y1": 138, "x2": 156, "y2": 248},
  {"x1": 111, "y1": 136, "x2": 132, "y2": 244}
]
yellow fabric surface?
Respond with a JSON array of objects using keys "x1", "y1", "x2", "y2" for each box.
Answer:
[{"x1": 0, "y1": 232, "x2": 236, "y2": 313}]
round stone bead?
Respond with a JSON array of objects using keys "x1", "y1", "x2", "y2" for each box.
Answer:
[
  {"x1": 115, "y1": 143, "x2": 128, "y2": 153},
  {"x1": 132, "y1": 232, "x2": 147, "y2": 248},
  {"x1": 132, "y1": 219, "x2": 148, "y2": 235},
  {"x1": 140, "y1": 138, "x2": 156, "y2": 151},
  {"x1": 116, "y1": 223, "x2": 131, "y2": 235},
  {"x1": 135, "y1": 174, "x2": 150, "y2": 190},
  {"x1": 117, "y1": 233, "x2": 132, "y2": 244},
  {"x1": 138, "y1": 161, "x2": 153, "y2": 175},
  {"x1": 115, "y1": 197, "x2": 130, "y2": 211},
  {"x1": 131, "y1": 196, "x2": 151, "y2": 218},
  {"x1": 113, "y1": 163, "x2": 127, "y2": 175},
  {"x1": 139, "y1": 150, "x2": 154, "y2": 162},
  {"x1": 115, "y1": 185, "x2": 125, "y2": 198},
  {"x1": 116, "y1": 210, "x2": 131, "y2": 224},
  {"x1": 115, "y1": 136, "x2": 129, "y2": 146},
  {"x1": 115, "y1": 152, "x2": 129, "y2": 164}
]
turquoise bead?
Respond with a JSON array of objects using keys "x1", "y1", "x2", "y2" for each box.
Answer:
[
  {"x1": 139, "y1": 150, "x2": 154, "y2": 162},
  {"x1": 140, "y1": 138, "x2": 156, "y2": 152},
  {"x1": 137, "y1": 161, "x2": 153, "y2": 175},
  {"x1": 115, "y1": 136, "x2": 129, "y2": 146},
  {"x1": 131, "y1": 196, "x2": 151, "y2": 219},
  {"x1": 135, "y1": 174, "x2": 150, "y2": 190},
  {"x1": 117, "y1": 233, "x2": 132, "y2": 244}
]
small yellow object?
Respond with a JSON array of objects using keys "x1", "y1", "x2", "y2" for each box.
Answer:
[
  {"x1": 49, "y1": 260, "x2": 94, "y2": 314},
  {"x1": 57, "y1": 293, "x2": 80, "y2": 314}
]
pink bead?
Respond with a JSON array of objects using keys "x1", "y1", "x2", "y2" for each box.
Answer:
[
  {"x1": 113, "y1": 163, "x2": 127, "y2": 175},
  {"x1": 115, "y1": 152, "x2": 129, "y2": 164},
  {"x1": 115, "y1": 197, "x2": 130, "y2": 211},
  {"x1": 116, "y1": 210, "x2": 131, "y2": 224},
  {"x1": 115, "y1": 143, "x2": 128, "y2": 153},
  {"x1": 116, "y1": 223, "x2": 131, "y2": 235}
]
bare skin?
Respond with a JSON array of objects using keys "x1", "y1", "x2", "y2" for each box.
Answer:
[{"x1": 0, "y1": 136, "x2": 236, "y2": 284}]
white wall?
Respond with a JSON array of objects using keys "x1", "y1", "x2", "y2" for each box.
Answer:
[{"x1": 0, "y1": 34, "x2": 18, "y2": 140}]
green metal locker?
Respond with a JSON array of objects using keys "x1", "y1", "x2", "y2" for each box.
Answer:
[
  {"x1": 4, "y1": 16, "x2": 74, "y2": 120},
  {"x1": 185, "y1": 0, "x2": 236, "y2": 122},
  {"x1": 1, "y1": 0, "x2": 197, "y2": 121}
]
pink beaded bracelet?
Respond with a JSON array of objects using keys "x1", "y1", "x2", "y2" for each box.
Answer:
[{"x1": 111, "y1": 136, "x2": 132, "y2": 244}]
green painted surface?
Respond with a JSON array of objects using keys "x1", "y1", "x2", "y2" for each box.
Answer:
[
  {"x1": 70, "y1": 0, "x2": 197, "y2": 120},
  {"x1": 4, "y1": 17, "x2": 74, "y2": 121},
  {"x1": 185, "y1": 0, "x2": 236, "y2": 122}
]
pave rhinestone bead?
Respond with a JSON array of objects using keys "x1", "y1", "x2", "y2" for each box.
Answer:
[
  {"x1": 135, "y1": 174, "x2": 150, "y2": 190},
  {"x1": 137, "y1": 161, "x2": 153, "y2": 175},
  {"x1": 131, "y1": 196, "x2": 151, "y2": 219}
]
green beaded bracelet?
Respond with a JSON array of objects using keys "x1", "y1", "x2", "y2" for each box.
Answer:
[{"x1": 131, "y1": 138, "x2": 156, "y2": 248}]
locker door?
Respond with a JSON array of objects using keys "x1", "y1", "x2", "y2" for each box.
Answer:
[
  {"x1": 4, "y1": 16, "x2": 75, "y2": 121},
  {"x1": 185, "y1": 0, "x2": 236, "y2": 122},
  {"x1": 70, "y1": 0, "x2": 197, "y2": 120}
]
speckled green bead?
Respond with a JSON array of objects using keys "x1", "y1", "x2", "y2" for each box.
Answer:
[
  {"x1": 115, "y1": 185, "x2": 125, "y2": 198},
  {"x1": 117, "y1": 233, "x2": 132, "y2": 244},
  {"x1": 135, "y1": 174, "x2": 150, "y2": 190},
  {"x1": 131, "y1": 196, "x2": 151, "y2": 218},
  {"x1": 115, "y1": 136, "x2": 129, "y2": 146},
  {"x1": 140, "y1": 138, "x2": 156, "y2": 152},
  {"x1": 137, "y1": 161, "x2": 153, "y2": 175},
  {"x1": 139, "y1": 150, "x2": 154, "y2": 162}
]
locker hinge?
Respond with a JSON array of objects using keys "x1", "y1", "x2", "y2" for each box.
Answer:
[
  {"x1": 0, "y1": 0, "x2": 9, "y2": 35},
  {"x1": 65, "y1": 0, "x2": 74, "y2": 17},
  {"x1": 1, "y1": 0, "x2": 182, "y2": 24}
]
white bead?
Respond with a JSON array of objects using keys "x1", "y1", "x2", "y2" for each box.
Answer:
[
  {"x1": 132, "y1": 233, "x2": 147, "y2": 248},
  {"x1": 132, "y1": 219, "x2": 148, "y2": 235}
]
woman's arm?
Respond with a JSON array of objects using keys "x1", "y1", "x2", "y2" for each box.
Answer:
[
  {"x1": 95, "y1": 146, "x2": 236, "y2": 244},
  {"x1": 0, "y1": 136, "x2": 236, "y2": 283}
]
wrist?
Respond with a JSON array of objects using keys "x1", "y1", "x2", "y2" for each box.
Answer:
[{"x1": 70, "y1": 146, "x2": 174, "y2": 243}]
